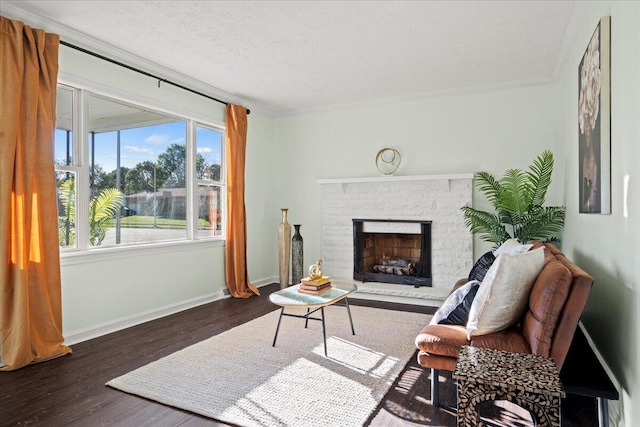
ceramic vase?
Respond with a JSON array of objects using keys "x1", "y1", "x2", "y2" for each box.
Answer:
[
  {"x1": 278, "y1": 209, "x2": 292, "y2": 289},
  {"x1": 291, "y1": 224, "x2": 304, "y2": 286}
]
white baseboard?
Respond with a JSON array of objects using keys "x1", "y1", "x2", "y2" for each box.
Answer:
[
  {"x1": 253, "y1": 276, "x2": 278, "y2": 288},
  {"x1": 63, "y1": 291, "x2": 225, "y2": 345},
  {"x1": 63, "y1": 275, "x2": 277, "y2": 345}
]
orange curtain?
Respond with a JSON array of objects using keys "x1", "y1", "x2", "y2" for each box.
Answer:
[
  {"x1": 0, "y1": 17, "x2": 71, "y2": 370},
  {"x1": 225, "y1": 104, "x2": 259, "y2": 298}
]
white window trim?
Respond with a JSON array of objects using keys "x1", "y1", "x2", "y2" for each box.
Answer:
[
  {"x1": 194, "y1": 121, "x2": 227, "y2": 241},
  {"x1": 186, "y1": 121, "x2": 196, "y2": 241},
  {"x1": 56, "y1": 82, "x2": 227, "y2": 260},
  {"x1": 58, "y1": 74, "x2": 225, "y2": 129},
  {"x1": 60, "y1": 238, "x2": 224, "y2": 266}
]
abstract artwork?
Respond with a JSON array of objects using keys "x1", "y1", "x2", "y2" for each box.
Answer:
[{"x1": 578, "y1": 16, "x2": 611, "y2": 214}]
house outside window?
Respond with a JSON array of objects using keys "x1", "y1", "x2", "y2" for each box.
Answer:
[{"x1": 54, "y1": 85, "x2": 225, "y2": 253}]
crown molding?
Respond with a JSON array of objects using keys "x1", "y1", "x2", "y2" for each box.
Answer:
[
  {"x1": 551, "y1": 2, "x2": 588, "y2": 81},
  {"x1": 275, "y1": 78, "x2": 555, "y2": 117}
]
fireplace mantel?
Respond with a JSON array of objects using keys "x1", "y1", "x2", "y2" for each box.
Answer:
[
  {"x1": 317, "y1": 173, "x2": 473, "y2": 192},
  {"x1": 317, "y1": 173, "x2": 473, "y2": 184}
]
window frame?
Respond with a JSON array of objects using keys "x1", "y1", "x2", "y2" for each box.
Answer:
[
  {"x1": 55, "y1": 83, "x2": 227, "y2": 264},
  {"x1": 194, "y1": 123, "x2": 226, "y2": 240}
]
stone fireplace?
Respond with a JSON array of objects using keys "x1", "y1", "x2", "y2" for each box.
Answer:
[{"x1": 318, "y1": 174, "x2": 473, "y2": 303}]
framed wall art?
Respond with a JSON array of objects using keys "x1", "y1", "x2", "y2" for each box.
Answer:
[{"x1": 578, "y1": 16, "x2": 611, "y2": 214}]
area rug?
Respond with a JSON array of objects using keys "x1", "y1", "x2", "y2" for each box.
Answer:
[{"x1": 107, "y1": 305, "x2": 430, "y2": 427}]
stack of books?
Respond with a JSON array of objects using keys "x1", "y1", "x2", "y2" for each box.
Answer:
[{"x1": 298, "y1": 276, "x2": 332, "y2": 295}]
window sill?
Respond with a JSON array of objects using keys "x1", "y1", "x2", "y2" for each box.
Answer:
[{"x1": 60, "y1": 238, "x2": 225, "y2": 266}]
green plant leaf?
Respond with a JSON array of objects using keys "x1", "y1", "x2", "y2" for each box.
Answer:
[
  {"x1": 498, "y1": 168, "x2": 532, "y2": 216},
  {"x1": 461, "y1": 207, "x2": 510, "y2": 248},
  {"x1": 475, "y1": 172, "x2": 502, "y2": 210},
  {"x1": 58, "y1": 216, "x2": 76, "y2": 246},
  {"x1": 90, "y1": 189, "x2": 124, "y2": 222},
  {"x1": 89, "y1": 188, "x2": 124, "y2": 246},
  {"x1": 527, "y1": 150, "x2": 554, "y2": 206},
  {"x1": 58, "y1": 179, "x2": 125, "y2": 247},
  {"x1": 517, "y1": 206, "x2": 566, "y2": 242},
  {"x1": 58, "y1": 178, "x2": 76, "y2": 219},
  {"x1": 58, "y1": 178, "x2": 76, "y2": 246},
  {"x1": 461, "y1": 150, "x2": 564, "y2": 245}
]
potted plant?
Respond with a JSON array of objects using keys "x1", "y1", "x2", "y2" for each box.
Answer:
[{"x1": 461, "y1": 150, "x2": 565, "y2": 249}]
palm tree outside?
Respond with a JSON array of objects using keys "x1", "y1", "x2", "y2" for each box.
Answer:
[{"x1": 57, "y1": 178, "x2": 124, "y2": 246}]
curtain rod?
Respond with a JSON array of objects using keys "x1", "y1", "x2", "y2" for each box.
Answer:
[{"x1": 59, "y1": 40, "x2": 250, "y2": 114}]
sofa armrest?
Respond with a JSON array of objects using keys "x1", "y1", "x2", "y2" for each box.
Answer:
[{"x1": 415, "y1": 323, "x2": 469, "y2": 357}]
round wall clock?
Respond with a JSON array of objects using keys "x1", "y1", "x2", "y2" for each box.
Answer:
[{"x1": 375, "y1": 148, "x2": 401, "y2": 175}]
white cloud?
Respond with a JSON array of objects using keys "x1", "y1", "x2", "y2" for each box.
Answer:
[
  {"x1": 197, "y1": 147, "x2": 212, "y2": 154},
  {"x1": 145, "y1": 133, "x2": 170, "y2": 144},
  {"x1": 126, "y1": 145, "x2": 153, "y2": 154}
]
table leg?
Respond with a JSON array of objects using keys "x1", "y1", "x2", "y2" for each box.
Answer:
[
  {"x1": 455, "y1": 379, "x2": 483, "y2": 427},
  {"x1": 431, "y1": 368, "x2": 440, "y2": 407},
  {"x1": 272, "y1": 307, "x2": 284, "y2": 347},
  {"x1": 598, "y1": 397, "x2": 609, "y2": 427},
  {"x1": 344, "y1": 298, "x2": 355, "y2": 335},
  {"x1": 321, "y1": 306, "x2": 327, "y2": 356},
  {"x1": 305, "y1": 308, "x2": 310, "y2": 328}
]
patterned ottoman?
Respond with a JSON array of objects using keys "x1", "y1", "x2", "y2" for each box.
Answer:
[{"x1": 452, "y1": 345, "x2": 565, "y2": 427}]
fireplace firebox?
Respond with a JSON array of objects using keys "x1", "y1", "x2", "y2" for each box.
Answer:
[{"x1": 353, "y1": 219, "x2": 432, "y2": 287}]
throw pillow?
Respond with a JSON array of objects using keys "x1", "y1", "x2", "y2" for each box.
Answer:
[
  {"x1": 432, "y1": 280, "x2": 480, "y2": 325},
  {"x1": 468, "y1": 251, "x2": 496, "y2": 282},
  {"x1": 466, "y1": 247, "x2": 545, "y2": 340},
  {"x1": 494, "y1": 238, "x2": 533, "y2": 256}
]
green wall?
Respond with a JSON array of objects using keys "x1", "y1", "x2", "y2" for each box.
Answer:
[{"x1": 556, "y1": 2, "x2": 639, "y2": 426}]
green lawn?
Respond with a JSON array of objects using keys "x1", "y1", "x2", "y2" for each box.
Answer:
[{"x1": 108, "y1": 215, "x2": 211, "y2": 229}]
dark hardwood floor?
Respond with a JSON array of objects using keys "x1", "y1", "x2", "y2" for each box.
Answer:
[{"x1": 0, "y1": 283, "x2": 597, "y2": 426}]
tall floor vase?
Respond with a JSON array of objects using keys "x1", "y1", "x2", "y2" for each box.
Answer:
[
  {"x1": 278, "y1": 209, "x2": 292, "y2": 289},
  {"x1": 291, "y1": 224, "x2": 304, "y2": 286}
]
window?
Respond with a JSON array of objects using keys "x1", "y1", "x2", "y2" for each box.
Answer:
[
  {"x1": 196, "y1": 125, "x2": 224, "y2": 238},
  {"x1": 54, "y1": 85, "x2": 225, "y2": 252},
  {"x1": 55, "y1": 86, "x2": 78, "y2": 248}
]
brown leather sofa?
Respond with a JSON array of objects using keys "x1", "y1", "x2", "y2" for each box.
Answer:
[{"x1": 415, "y1": 242, "x2": 594, "y2": 405}]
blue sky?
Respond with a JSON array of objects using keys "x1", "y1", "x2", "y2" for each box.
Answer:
[{"x1": 55, "y1": 123, "x2": 222, "y2": 173}]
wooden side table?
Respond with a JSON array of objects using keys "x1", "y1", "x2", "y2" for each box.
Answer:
[{"x1": 452, "y1": 345, "x2": 565, "y2": 427}]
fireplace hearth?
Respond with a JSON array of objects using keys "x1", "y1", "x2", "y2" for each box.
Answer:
[{"x1": 353, "y1": 219, "x2": 432, "y2": 287}]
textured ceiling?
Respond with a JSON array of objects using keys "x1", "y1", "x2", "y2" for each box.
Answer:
[{"x1": 4, "y1": 1, "x2": 583, "y2": 116}]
